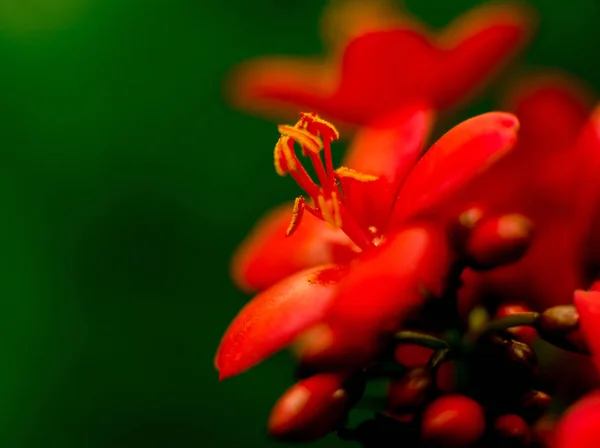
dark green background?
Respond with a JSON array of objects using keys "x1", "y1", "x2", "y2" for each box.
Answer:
[{"x1": 0, "y1": 0, "x2": 597, "y2": 447}]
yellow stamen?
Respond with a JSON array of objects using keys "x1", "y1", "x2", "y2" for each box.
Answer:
[
  {"x1": 318, "y1": 194, "x2": 338, "y2": 229},
  {"x1": 278, "y1": 125, "x2": 323, "y2": 153},
  {"x1": 273, "y1": 137, "x2": 297, "y2": 176},
  {"x1": 335, "y1": 166, "x2": 378, "y2": 182},
  {"x1": 301, "y1": 112, "x2": 340, "y2": 141},
  {"x1": 273, "y1": 138, "x2": 286, "y2": 176},
  {"x1": 286, "y1": 196, "x2": 305, "y2": 236}
]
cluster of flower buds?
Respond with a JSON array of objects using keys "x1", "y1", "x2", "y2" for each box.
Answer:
[{"x1": 217, "y1": 0, "x2": 600, "y2": 447}]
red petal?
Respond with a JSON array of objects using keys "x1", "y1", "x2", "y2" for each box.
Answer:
[
  {"x1": 555, "y1": 391, "x2": 600, "y2": 448},
  {"x1": 225, "y1": 57, "x2": 335, "y2": 123},
  {"x1": 226, "y1": 4, "x2": 531, "y2": 127},
  {"x1": 503, "y1": 72, "x2": 592, "y2": 155},
  {"x1": 231, "y1": 203, "x2": 358, "y2": 292},
  {"x1": 298, "y1": 225, "x2": 453, "y2": 370},
  {"x1": 573, "y1": 105, "x2": 600, "y2": 269},
  {"x1": 216, "y1": 264, "x2": 348, "y2": 380},
  {"x1": 390, "y1": 112, "x2": 520, "y2": 226},
  {"x1": 433, "y1": 2, "x2": 534, "y2": 108},
  {"x1": 343, "y1": 104, "x2": 432, "y2": 183},
  {"x1": 341, "y1": 104, "x2": 433, "y2": 232},
  {"x1": 574, "y1": 289, "x2": 600, "y2": 373}
]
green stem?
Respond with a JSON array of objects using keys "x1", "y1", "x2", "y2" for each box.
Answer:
[
  {"x1": 427, "y1": 348, "x2": 452, "y2": 369},
  {"x1": 483, "y1": 312, "x2": 540, "y2": 335},
  {"x1": 393, "y1": 330, "x2": 450, "y2": 351}
]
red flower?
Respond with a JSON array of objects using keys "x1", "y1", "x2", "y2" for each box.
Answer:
[
  {"x1": 452, "y1": 73, "x2": 600, "y2": 310},
  {"x1": 226, "y1": 0, "x2": 533, "y2": 128},
  {"x1": 216, "y1": 111, "x2": 520, "y2": 379}
]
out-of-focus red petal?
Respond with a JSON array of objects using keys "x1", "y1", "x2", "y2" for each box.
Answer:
[
  {"x1": 555, "y1": 391, "x2": 600, "y2": 448},
  {"x1": 319, "y1": 0, "x2": 415, "y2": 52},
  {"x1": 297, "y1": 225, "x2": 453, "y2": 370},
  {"x1": 434, "y1": 2, "x2": 535, "y2": 109},
  {"x1": 343, "y1": 104, "x2": 432, "y2": 184},
  {"x1": 317, "y1": 1, "x2": 531, "y2": 123},
  {"x1": 216, "y1": 264, "x2": 348, "y2": 380},
  {"x1": 574, "y1": 289, "x2": 600, "y2": 373},
  {"x1": 389, "y1": 112, "x2": 520, "y2": 226},
  {"x1": 502, "y1": 73, "x2": 593, "y2": 154},
  {"x1": 231, "y1": 203, "x2": 358, "y2": 293},
  {"x1": 339, "y1": 104, "x2": 433, "y2": 233},
  {"x1": 574, "y1": 105, "x2": 600, "y2": 272},
  {"x1": 226, "y1": 3, "x2": 531, "y2": 127},
  {"x1": 225, "y1": 57, "x2": 336, "y2": 123}
]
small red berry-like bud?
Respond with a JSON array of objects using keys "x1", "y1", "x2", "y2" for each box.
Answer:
[
  {"x1": 519, "y1": 390, "x2": 551, "y2": 423},
  {"x1": 421, "y1": 395, "x2": 485, "y2": 447},
  {"x1": 464, "y1": 214, "x2": 533, "y2": 270},
  {"x1": 494, "y1": 414, "x2": 531, "y2": 446},
  {"x1": 537, "y1": 305, "x2": 590, "y2": 354},
  {"x1": 449, "y1": 207, "x2": 484, "y2": 252},
  {"x1": 495, "y1": 303, "x2": 538, "y2": 344},
  {"x1": 437, "y1": 361, "x2": 457, "y2": 393},
  {"x1": 394, "y1": 344, "x2": 433, "y2": 367},
  {"x1": 532, "y1": 416, "x2": 556, "y2": 448},
  {"x1": 387, "y1": 367, "x2": 434, "y2": 412},
  {"x1": 268, "y1": 373, "x2": 349, "y2": 442}
]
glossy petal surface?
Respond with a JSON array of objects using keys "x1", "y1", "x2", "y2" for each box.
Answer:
[
  {"x1": 216, "y1": 264, "x2": 348, "y2": 379},
  {"x1": 574, "y1": 289, "x2": 600, "y2": 373},
  {"x1": 341, "y1": 103, "x2": 433, "y2": 232},
  {"x1": 390, "y1": 112, "x2": 519, "y2": 225},
  {"x1": 574, "y1": 105, "x2": 600, "y2": 271},
  {"x1": 298, "y1": 225, "x2": 452, "y2": 369},
  {"x1": 555, "y1": 391, "x2": 600, "y2": 448},
  {"x1": 231, "y1": 203, "x2": 357, "y2": 292}
]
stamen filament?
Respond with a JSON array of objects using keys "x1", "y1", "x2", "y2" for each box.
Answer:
[
  {"x1": 290, "y1": 168, "x2": 320, "y2": 200},
  {"x1": 338, "y1": 207, "x2": 374, "y2": 250},
  {"x1": 323, "y1": 140, "x2": 336, "y2": 190},
  {"x1": 274, "y1": 112, "x2": 377, "y2": 252},
  {"x1": 308, "y1": 152, "x2": 331, "y2": 195}
]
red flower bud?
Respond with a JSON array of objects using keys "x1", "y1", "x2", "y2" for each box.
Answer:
[
  {"x1": 421, "y1": 395, "x2": 485, "y2": 447},
  {"x1": 464, "y1": 214, "x2": 533, "y2": 270},
  {"x1": 268, "y1": 373, "x2": 349, "y2": 442},
  {"x1": 537, "y1": 305, "x2": 590, "y2": 354},
  {"x1": 495, "y1": 303, "x2": 538, "y2": 344},
  {"x1": 494, "y1": 414, "x2": 531, "y2": 446},
  {"x1": 387, "y1": 367, "x2": 434, "y2": 412},
  {"x1": 519, "y1": 390, "x2": 552, "y2": 423}
]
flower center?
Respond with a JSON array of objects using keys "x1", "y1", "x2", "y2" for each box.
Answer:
[{"x1": 274, "y1": 112, "x2": 378, "y2": 251}]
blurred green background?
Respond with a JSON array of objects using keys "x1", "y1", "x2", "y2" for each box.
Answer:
[{"x1": 0, "y1": 0, "x2": 598, "y2": 447}]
